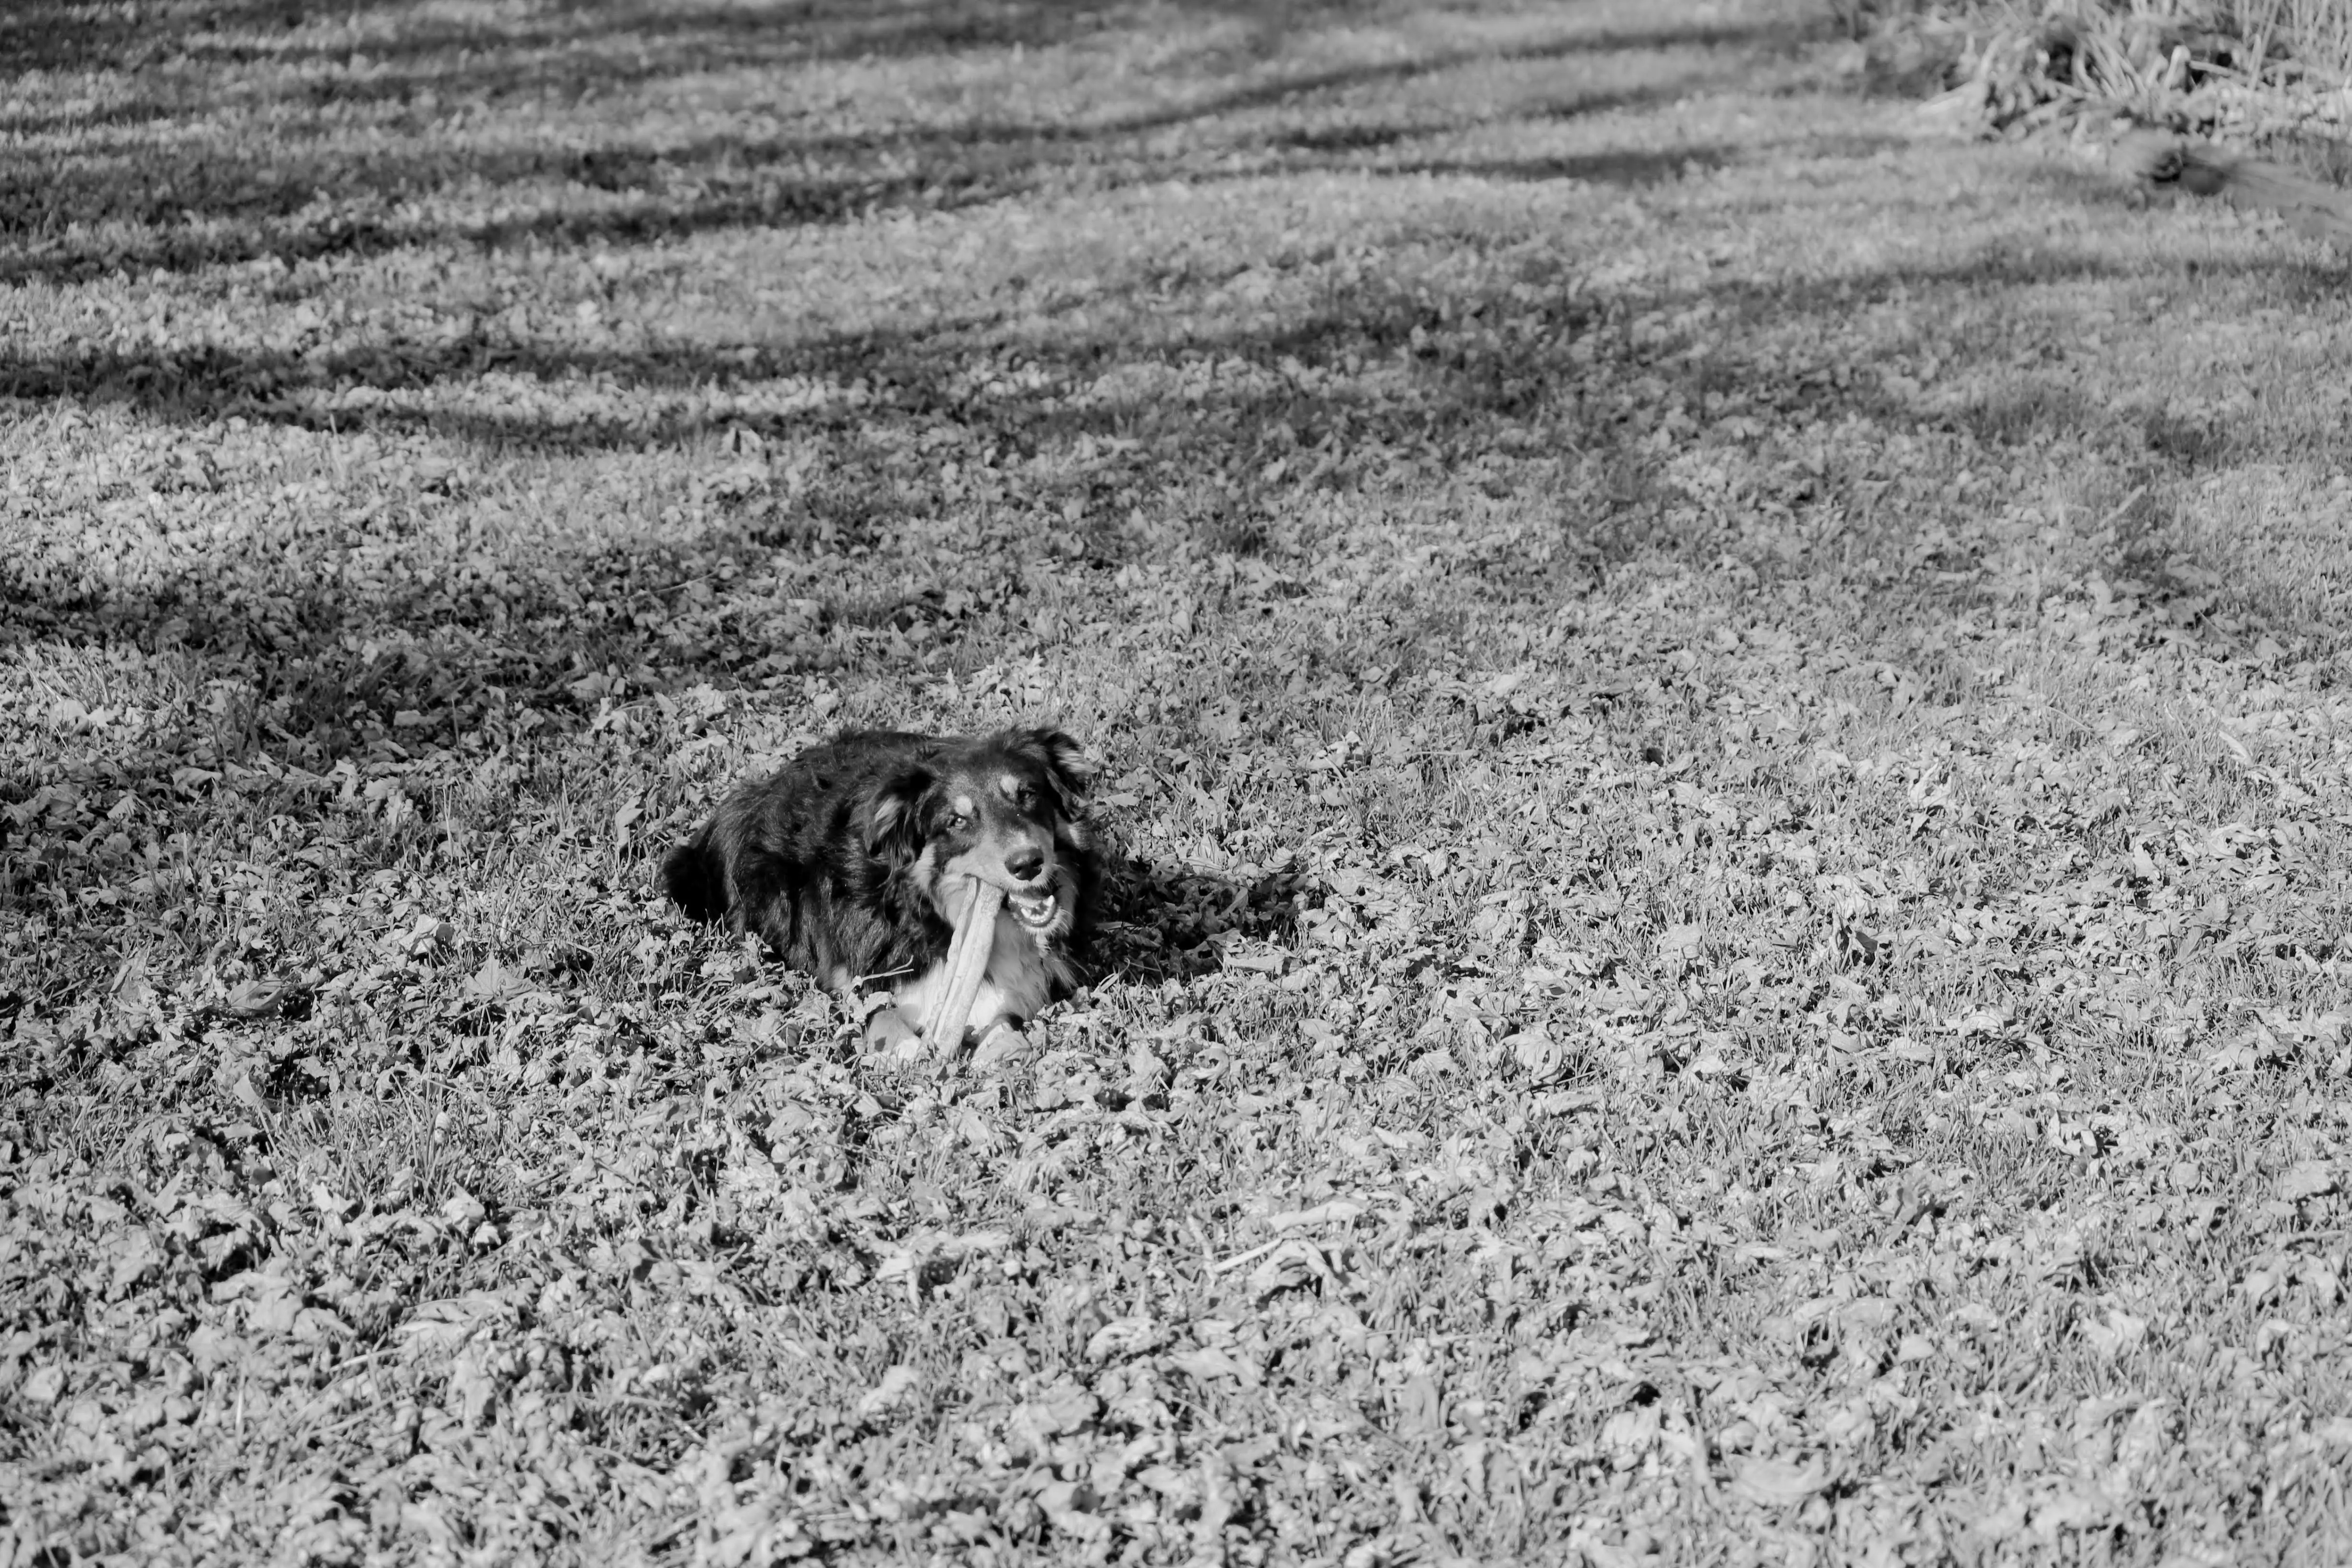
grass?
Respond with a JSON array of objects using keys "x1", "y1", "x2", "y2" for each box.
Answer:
[
  {"x1": 7, "y1": 0, "x2": 2352, "y2": 1562},
  {"x1": 1839, "y1": 0, "x2": 2352, "y2": 130}
]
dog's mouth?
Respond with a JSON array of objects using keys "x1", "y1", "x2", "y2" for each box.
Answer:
[{"x1": 1008, "y1": 888, "x2": 1059, "y2": 930}]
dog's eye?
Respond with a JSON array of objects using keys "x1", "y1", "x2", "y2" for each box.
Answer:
[
  {"x1": 1012, "y1": 786, "x2": 1035, "y2": 809},
  {"x1": 947, "y1": 810, "x2": 971, "y2": 831}
]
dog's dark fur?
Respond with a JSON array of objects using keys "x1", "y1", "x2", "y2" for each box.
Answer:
[{"x1": 661, "y1": 728, "x2": 1100, "y2": 1045}]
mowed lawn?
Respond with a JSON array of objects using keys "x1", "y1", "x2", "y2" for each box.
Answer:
[{"x1": 9, "y1": 0, "x2": 2352, "y2": 1561}]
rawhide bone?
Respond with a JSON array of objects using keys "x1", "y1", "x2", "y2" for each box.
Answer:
[{"x1": 924, "y1": 878, "x2": 1003, "y2": 1054}]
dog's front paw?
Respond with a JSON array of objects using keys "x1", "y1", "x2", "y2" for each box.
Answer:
[{"x1": 865, "y1": 1006, "x2": 925, "y2": 1066}]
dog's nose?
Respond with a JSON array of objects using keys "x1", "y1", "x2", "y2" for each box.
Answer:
[{"x1": 1005, "y1": 847, "x2": 1045, "y2": 883}]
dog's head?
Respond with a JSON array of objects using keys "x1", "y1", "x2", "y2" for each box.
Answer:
[{"x1": 865, "y1": 728, "x2": 1090, "y2": 942}]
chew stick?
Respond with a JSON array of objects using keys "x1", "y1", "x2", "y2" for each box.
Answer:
[{"x1": 925, "y1": 880, "x2": 1002, "y2": 1055}]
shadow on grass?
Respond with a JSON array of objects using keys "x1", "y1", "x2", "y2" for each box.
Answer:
[
  {"x1": 0, "y1": 245, "x2": 2243, "y2": 451},
  {"x1": 0, "y1": 112, "x2": 1756, "y2": 292},
  {"x1": 0, "y1": 0, "x2": 1810, "y2": 282},
  {"x1": 1093, "y1": 856, "x2": 1304, "y2": 986},
  {"x1": 9, "y1": 228, "x2": 2344, "y2": 685},
  {"x1": 1946, "y1": 381, "x2": 2112, "y2": 450},
  {"x1": 0, "y1": 115, "x2": 1748, "y2": 286},
  {"x1": 0, "y1": 0, "x2": 319, "y2": 73},
  {"x1": 0, "y1": 0, "x2": 1099, "y2": 78},
  {"x1": 14, "y1": 0, "x2": 2345, "y2": 718},
  {"x1": 1388, "y1": 147, "x2": 1739, "y2": 186},
  {"x1": 7, "y1": 0, "x2": 1812, "y2": 94}
]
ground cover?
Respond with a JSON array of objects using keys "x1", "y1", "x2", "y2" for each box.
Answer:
[{"x1": 7, "y1": 0, "x2": 2352, "y2": 1562}]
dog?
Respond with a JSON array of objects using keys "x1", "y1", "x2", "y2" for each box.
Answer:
[{"x1": 660, "y1": 727, "x2": 1100, "y2": 1052}]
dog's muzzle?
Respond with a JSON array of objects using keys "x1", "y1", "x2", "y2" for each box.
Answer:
[{"x1": 1008, "y1": 887, "x2": 1059, "y2": 930}]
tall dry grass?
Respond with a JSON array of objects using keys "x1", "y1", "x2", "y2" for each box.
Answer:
[
  {"x1": 1841, "y1": 0, "x2": 2352, "y2": 92},
  {"x1": 2231, "y1": 0, "x2": 2352, "y2": 83}
]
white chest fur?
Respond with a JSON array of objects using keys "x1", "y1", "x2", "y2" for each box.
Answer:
[{"x1": 893, "y1": 910, "x2": 1072, "y2": 1036}]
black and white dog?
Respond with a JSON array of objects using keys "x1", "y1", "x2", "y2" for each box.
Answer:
[{"x1": 660, "y1": 728, "x2": 1100, "y2": 1049}]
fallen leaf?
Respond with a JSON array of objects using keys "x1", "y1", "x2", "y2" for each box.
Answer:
[
  {"x1": 857, "y1": 1365, "x2": 920, "y2": 1419},
  {"x1": 1083, "y1": 1316, "x2": 1167, "y2": 1361},
  {"x1": 2278, "y1": 1162, "x2": 2338, "y2": 1202},
  {"x1": 1730, "y1": 1455, "x2": 1829, "y2": 1508},
  {"x1": 2081, "y1": 1309, "x2": 2147, "y2": 1358}
]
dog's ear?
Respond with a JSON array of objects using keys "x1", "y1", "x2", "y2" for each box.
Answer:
[
  {"x1": 863, "y1": 764, "x2": 934, "y2": 863},
  {"x1": 1002, "y1": 728, "x2": 1090, "y2": 814}
]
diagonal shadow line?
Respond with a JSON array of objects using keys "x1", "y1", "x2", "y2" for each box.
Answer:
[
  {"x1": 0, "y1": 67, "x2": 1750, "y2": 286},
  {"x1": 715, "y1": 67, "x2": 1723, "y2": 161},
  {"x1": 0, "y1": 0, "x2": 1808, "y2": 269},
  {"x1": 0, "y1": 123, "x2": 1763, "y2": 297},
  {"x1": 1232, "y1": 128, "x2": 1918, "y2": 188},
  {"x1": 0, "y1": 0, "x2": 326, "y2": 73},
  {"x1": 0, "y1": 64, "x2": 1694, "y2": 178},
  {"x1": 9, "y1": 247, "x2": 2338, "y2": 673},
  {"x1": 1374, "y1": 147, "x2": 1739, "y2": 187},
  {"x1": 0, "y1": 5, "x2": 1111, "y2": 131},
  {"x1": 229, "y1": 2, "x2": 1797, "y2": 73},
  {"x1": 0, "y1": 168, "x2": 1015, "y2": 286},
  {"x1": 0, "y1": 247, "x2": 2233, "y2": 452},
  {"x1": 2, "y1": 9, "x2": 1812, "y2": 136},
  {"x1": 1, "y1": 65, "x2": 1712, "y2": 199},
  {"x1": 982, "y1": 17, "x2": 1812, "y2": 141},
  {"x1": 84, "y1": 0, "x2": 1128, "y2": 73}
]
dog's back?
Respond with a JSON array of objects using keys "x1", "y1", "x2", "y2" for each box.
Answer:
[{"x1": 661, "y1": 730, "x2": 938, "y2": 965}]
